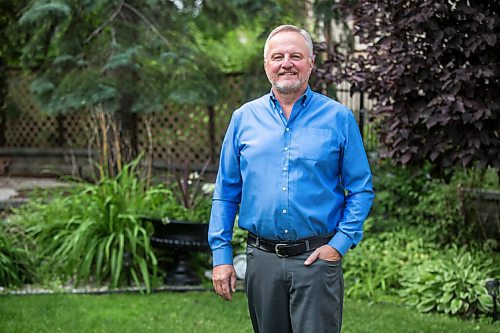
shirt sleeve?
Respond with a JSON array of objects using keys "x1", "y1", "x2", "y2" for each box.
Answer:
[
  {"x1": 329, "y1": 110, "x2": 375, "y2": 256},
  {"x1": 208, "y1": 111, "x2": 243, "y2": 267}
]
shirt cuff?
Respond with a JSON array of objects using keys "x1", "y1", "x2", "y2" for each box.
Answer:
[
  {"x1": 212, "y1": 246, "x2": 234, "y2": 267},
  {"x1": 328, "y1": 232, "x2": 353, "y2": 257}
]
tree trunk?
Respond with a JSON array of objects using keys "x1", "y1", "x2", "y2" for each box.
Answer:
[{"x1": 0, "y1": 57, "x2": 6, "y2": 147}]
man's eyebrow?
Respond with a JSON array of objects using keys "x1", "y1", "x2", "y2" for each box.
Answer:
[{"x1": 271, "y1": 51, "x2": 305, "y2": 56}]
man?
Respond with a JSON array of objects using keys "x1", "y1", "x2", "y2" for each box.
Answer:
[{"x1": 208, "y1": 24, "x2": 374, "y2": 333}]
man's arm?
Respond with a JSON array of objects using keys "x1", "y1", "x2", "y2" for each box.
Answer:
[
  {"x1": 208, "y1": 111, "x2": 242, "y2": 300},
  {"x1": 210, "y1": 200, "x2": 239, "y2": 301},
  {"x1": 305, "y1": 110, "x2": 373, "y2": 265},
  {"x1": 329, "y1": 110, "x2": 375, "y2": 256}
]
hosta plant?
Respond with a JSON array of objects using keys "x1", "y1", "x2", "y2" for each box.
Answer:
[{"x1": 400, "y1": 246, "x2": 499, "y2": 317}]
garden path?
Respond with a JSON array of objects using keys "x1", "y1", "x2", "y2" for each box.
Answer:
[{"x1": 0, "y1": 176, "x2": 67, "y2": 201}]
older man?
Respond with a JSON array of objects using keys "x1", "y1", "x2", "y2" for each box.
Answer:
[{"x1": 208, "y1": 24, "x2": 374, "y2": 333}]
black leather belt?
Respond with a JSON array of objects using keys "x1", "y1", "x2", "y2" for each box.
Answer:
[{"x1": 247, "y1": 233, "x2": 334, "y2": 257}]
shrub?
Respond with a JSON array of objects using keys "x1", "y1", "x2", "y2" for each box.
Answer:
[
  {"x1": 0, "y1": 221, "x2": 36, "y2": 287},
  {"x1": 11, "y1": 158, "x2": 166, "y2": 292},
  {"x1": 344, "y1": 161, "x2": 499, "y2": 316},
  {"x1": 6, "y1": 154, "x2": 215, "y2": 292},
  {"x1": 369, "y1": 160, "x2": 429, "y2": 231},
  {"x1": 400, "y1": 246, "x2": 500, "y2": 317},
  {"x1": 371, "y1": 160, "x2": 499, "y2": 246},
  {"x1": 343, "y1": 225, "x2": 432, "y2": 299},
  {"x1": 344, "y1": 226, "x2": 499, "y2": 318},
  {"x1": 144, "y1": 185, "x2": 212, "y2": 223},
  {"x1": 347, "y1": 0, "x2": 500, "y2": 169}
]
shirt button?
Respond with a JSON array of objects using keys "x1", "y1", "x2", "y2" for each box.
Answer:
[
  {"x1": 285, "y1": 128, "x2": 290, "y2": 132},
  {"x1": 282, "y1": 187, "x2": 287, "y2": 191},
  {"x1": 284, "y1": 147, "x2": 288, "y2": 151},
  {"x1": 283, "y1": 167, "x2": 287, "y2": 171},
  {"x1": 284, "y1": 229, "x2": 289, "y2": 234},
  {"x1": 282, "y1": 209, "x2": 287, "y2": 214}
]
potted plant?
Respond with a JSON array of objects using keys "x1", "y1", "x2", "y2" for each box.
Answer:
[{"x1": 143, "y1": 159, "x2": 213, "y2": 286}]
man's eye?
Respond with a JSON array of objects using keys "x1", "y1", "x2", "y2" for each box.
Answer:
[
  {"x1": 292, "y1": 55, "x2": 302, "y2": 60},
  {"x1": 273, "y1": 55, "x2": 283, "y2": 61}
]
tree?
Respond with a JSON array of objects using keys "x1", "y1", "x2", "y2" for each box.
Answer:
[
  {"x1": 16, "y1": 0, "x2": 303, "y2": 112},
  {"x1": 313, "y1": 0, "x2": 500, "y2": 170},
  {"x1": 14, "y1": 0, "x2": 304, "y2": 156}
]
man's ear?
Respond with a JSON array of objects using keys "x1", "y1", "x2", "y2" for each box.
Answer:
[
  {"x1": 309, "y1": 56, "x2": 315, "y2": 73},
  {"x1": 310, "y1": 56, "x2": 316, "y2": 68}
]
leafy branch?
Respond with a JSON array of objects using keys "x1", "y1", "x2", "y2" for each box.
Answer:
[{"x1": 84, "y1": 0, "x2": 124, "y2": 44}]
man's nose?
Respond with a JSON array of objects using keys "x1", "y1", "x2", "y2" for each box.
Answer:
[{"x1": 281, "y1": 56, "x2": 293, "y2": 68}]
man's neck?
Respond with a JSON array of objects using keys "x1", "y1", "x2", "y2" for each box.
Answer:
[{"x1": 273, "y1": 87, "x2": 306, "y2": 108}]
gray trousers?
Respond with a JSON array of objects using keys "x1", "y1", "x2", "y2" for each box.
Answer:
[{"x1": 245, "y1": 245, "x2": 344, "y2": 333}]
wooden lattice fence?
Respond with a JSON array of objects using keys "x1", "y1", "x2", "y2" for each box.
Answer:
[
  {"x1": 1, "y1": 72, "x2": 375, "y2": 178},
  {"x1": 5, "y1": 75, "x2": 93, "y2": 149},
  {"x1": 1, "y1": 73, "x2": 264, "y2": 176}
]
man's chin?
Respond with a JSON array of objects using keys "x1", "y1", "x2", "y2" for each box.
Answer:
[{"x1": 274, "y1": 82, "x2": 303, "y2": 94}]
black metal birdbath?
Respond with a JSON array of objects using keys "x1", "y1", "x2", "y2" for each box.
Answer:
[{"x1": 142, "y1": 217, "x2": 209, "y2": 286}]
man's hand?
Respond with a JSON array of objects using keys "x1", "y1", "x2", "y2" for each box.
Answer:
[
  {"x1": 212, "y1": 264, "x2": 237, "y2": 301},
  {"x1": 304, "y1": 245, "x2": 341, "y2": 266}
]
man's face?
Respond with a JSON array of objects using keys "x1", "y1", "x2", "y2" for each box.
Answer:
[{"x1": 264, "y1": 31, "x2": 314, "y2": 95}]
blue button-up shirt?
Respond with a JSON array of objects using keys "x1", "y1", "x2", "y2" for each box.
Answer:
[{"x1": 208, "y1": 86, "x2": 374, "y2": 266}]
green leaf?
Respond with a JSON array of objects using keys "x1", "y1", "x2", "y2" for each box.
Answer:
[
  {"x1": 439, "y1": 292, "x2": 453, "y2": 304},
  {"x1": 450, "y1": 299, "x2": 463, "y2": 314},
  {"x1": 29, "y1": 77, "x2": 55, "y2": 95},
  {"x1": 19, "y1": 2, "x2": 71, "y2": 26},
  {"x1": 103, "y1": 47, "x2": 142, "y2": 71}
]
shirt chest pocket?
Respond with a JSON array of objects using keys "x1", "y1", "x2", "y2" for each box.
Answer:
[{"x1": 293, "y1": 128, "x2": 339, "y2": 161}]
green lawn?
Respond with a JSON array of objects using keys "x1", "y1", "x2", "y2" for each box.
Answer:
[{"x1": 0, "y1": 292, "x2": 497, "y2": 333}]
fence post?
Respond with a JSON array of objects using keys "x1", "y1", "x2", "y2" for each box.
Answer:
[
  {"x1": 359, "y1": 92, "x2": 365, "y2": 141},
  {"x1": 56, "y1": 114, "x2": 65, "y2": 146},
  {"x1": 207, "y1": 105, "x2": 216, "y2": 163},
  {"x1": 116, "y1": 97, "x2": 138, "y2": 159}
]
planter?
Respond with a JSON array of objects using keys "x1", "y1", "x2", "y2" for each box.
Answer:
[
  {"x1": 142, "y1": 217, "x2": 209, "y2": 286},
  {"x1": 463, "y1": 189, "x2": 500, "y2": 243}
]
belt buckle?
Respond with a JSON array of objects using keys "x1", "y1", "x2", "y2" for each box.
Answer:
[{"x1": 275, "y1": 243, "x2": 289, "y2": 257}]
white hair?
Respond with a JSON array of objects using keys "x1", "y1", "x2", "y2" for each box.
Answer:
[{"x1": 263, "y1": 25, "x2": 314, "y2": 59}]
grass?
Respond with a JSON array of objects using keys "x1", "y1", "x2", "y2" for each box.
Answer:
[{"x1": 0, "y1": 291, "x2": 497, "y2": 333}]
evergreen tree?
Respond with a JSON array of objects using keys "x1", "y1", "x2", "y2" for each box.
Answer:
[{"x1": 14, "y1": 0, "x2": 303, "y2": 155}]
